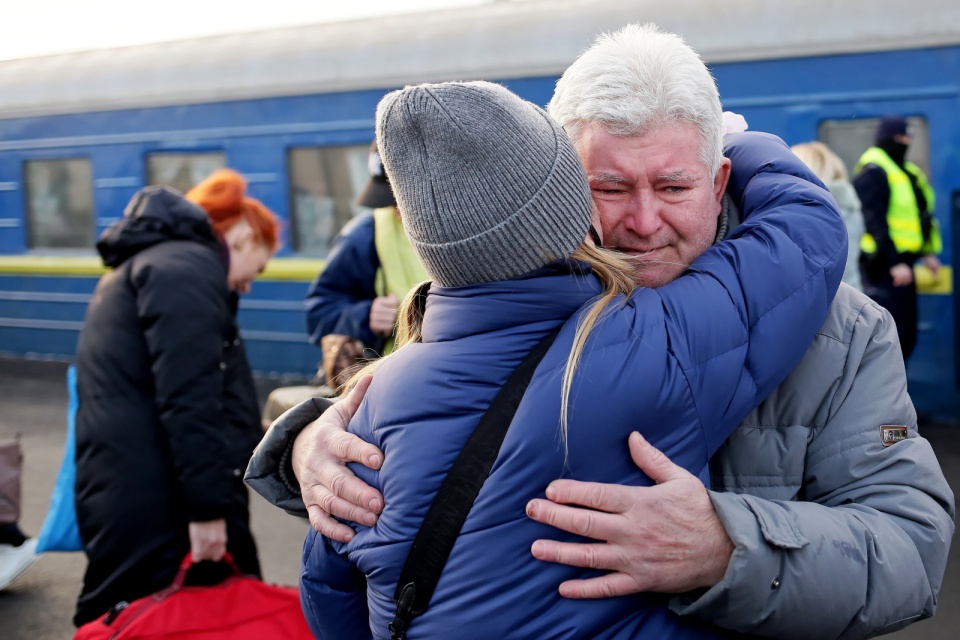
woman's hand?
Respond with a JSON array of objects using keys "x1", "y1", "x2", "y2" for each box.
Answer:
[{"x1": 189, "y1": 518, "x2": 227, "y2": 562}]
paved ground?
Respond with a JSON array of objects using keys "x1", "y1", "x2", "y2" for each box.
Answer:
[{"x1": 1, "y1": 356, "x2": 958, "y2": 638}]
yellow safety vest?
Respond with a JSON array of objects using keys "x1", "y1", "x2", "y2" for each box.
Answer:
[
  {"x1": 372, "y1": 206, "x2": 429, "y2": 354},
  {"x1": 855, "y1": 147, "x2": 941, "y2": 256}
]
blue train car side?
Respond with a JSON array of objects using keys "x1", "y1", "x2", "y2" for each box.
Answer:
[{"x1": 0, "y1": 0, "x2": 957, "y2": 420}]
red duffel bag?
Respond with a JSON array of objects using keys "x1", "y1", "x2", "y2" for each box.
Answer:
[{"x1": 74, "y1": 553, "x2": 314, "y2": 639}]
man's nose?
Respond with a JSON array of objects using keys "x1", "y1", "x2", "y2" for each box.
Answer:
[{"x1": 624, "y1": 192, "x2": 662, "y2": 238}]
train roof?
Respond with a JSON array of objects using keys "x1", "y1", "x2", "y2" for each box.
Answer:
[{"x1": 2, "y1": 0, "x2": 959, "y2": 119}]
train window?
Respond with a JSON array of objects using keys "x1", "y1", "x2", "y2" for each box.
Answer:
[
  {"x1": 147, "y1": 152, "x2": 226, "y2": 194},
  {"x1": 818, "y1": 117, "x2": 930, "y2": 178},
  {"x1": 24, "y1": 159, "x2": 95, "y2": 250},
  {"x1": 287, "y1": 145, "x2": 369, "y2": 256}
]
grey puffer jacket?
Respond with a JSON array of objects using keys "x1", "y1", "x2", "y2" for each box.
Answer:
[{"x1": 669, "y1": 283, "x2": 955, "y2": 638}]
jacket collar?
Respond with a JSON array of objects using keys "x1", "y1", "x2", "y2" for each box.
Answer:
[{"x1": 420, "y1": 260, "x2": 601, "y2": 343}]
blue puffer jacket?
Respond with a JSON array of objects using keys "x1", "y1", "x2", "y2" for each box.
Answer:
[{"x1": 300, "y1": 133, "x2": 846, "y2": 639}]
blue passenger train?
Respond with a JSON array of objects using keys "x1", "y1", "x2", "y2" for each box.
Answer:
[{"x1": 0, "y1": 0, "x2": 957, "y2": 420}]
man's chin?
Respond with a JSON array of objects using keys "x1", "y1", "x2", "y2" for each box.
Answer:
[{"x1": 632, "y1": 263, "x2": 684, "y2": 289}]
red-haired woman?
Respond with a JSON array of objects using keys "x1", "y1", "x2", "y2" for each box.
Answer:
[{"x1": 73, "y1": 169, "x2": 279, "y2": 626}]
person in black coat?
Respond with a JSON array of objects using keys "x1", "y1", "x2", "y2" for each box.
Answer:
[{"x1": 73, "y1": 170, "x2": 279, "y2": 626}]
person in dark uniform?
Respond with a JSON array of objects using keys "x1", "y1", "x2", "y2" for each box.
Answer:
[
  {"x1": 73, "y1": 169, "x2": 279, "y2": 626},
  {"x1": 304, "y1": 141, "x2": 427, "y2": 354},
  {"x1": 853, "y1": 115, "x2": 943, "y2": 361},
  {"x1": 261, "y1": 142, "x2": 428, "y2": 422}
]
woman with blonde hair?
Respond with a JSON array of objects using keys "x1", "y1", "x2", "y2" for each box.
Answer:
[
  {"x1": 74, "y1": 169, "x2": 279, "y2": 626},
  {"x1": 791, "y1": 141, "x2": 865, "y2": 290},
  {"x1": 298, "y1": 80, "x2": 846, "y2": 639}
]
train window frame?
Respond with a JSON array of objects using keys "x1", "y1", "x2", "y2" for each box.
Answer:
[
  {"x1": 145, "y1": 151, "x2": 227, "y2": 194},
  {"x1": 818, "y1": 116, "x2": 931, "y2": 180},
  {"x1": 286, "y1": 143, "x2": 370, "y2": 257},
  {"x1": 22, "y1": 157, "x2": 96, "y2": 251}
]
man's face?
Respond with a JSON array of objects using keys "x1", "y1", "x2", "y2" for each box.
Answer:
[{"x1": 574, "y1": 122, "x2": 731, "y2": 288}]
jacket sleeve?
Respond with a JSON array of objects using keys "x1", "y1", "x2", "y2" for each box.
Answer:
[
  {"x1": 131, "y1": 248, "x2": 233, "y2": 521},
  {"x1": 305, "y1": 214, "x2": 381, "y2": 348},
  {"x1": 245, "y1": 396, "x2": 336, "y2": 517},
  {"x1": 300, "y1": 530, "x2": 372, "y2": 639},
  {"x1": 659, "y1": 132, "x2": 847, "y2": 455},
  {"x1": 669, "y1": 298, "x2": 955, "y2": 638}
]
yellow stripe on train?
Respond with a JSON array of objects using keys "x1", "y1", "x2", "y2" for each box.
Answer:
[
  {"x1": 0, "y1": 255, "x2": 326, "y2": 282},
  {"x1": 1, "y1": 255, "x2": 951, "y2": 293}
]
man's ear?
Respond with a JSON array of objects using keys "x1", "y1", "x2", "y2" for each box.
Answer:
[
  {"x1": 711, "y1": 158, "x2": 734, "y2": 245},
  {"x1": 713, "y1": 157, "x2": 732, "y2": 204}
]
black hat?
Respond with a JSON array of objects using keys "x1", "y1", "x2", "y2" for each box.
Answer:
[
  {"x1": 356, "y1": 141, "x2": 396, "y2": 208},
  {"x1": 875, "y1": 116, "x2": 909, "y2": 144}
]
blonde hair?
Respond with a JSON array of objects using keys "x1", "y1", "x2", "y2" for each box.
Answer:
[
  {"x1": 557, "y1": 242, "x2": 636, "y2": 445},
  {"x1": 790, "y1": 141, "x2": 849, "y2": 182},
  {"x1": 343, "y1": 243, "x2": 636, "y2": 450}
]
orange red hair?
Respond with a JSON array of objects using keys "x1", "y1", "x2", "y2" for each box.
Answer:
[{"x1": 185, "y1": 169, "x2": 280, "y2": 251}]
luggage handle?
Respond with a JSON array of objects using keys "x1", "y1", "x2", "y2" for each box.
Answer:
[{"x1": 172, "y1": 552, "x2": 242, "y2": 588}]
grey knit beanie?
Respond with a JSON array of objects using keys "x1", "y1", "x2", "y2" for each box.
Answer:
[{"x1": 375, "y1": 80, "x2": 593, "y2": 287}]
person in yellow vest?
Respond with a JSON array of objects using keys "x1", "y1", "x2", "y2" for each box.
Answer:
[
  {"x1": 304, "y1": 140, "x2": 429, "y2": 355},
  {"x1": 853, "y1": 116, "x2": 942, "y2": 361},
  {"x1": 261, "y1": 142, "x2": 428, "y2": 424}
]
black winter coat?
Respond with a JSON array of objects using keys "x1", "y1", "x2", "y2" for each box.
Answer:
[{"x1": 73, "y1": 187, "x2": 262, "y2": 626}]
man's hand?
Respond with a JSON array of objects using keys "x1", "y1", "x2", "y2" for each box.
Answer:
[
  {"x1": 890, "y1": 263, "x2": 914, "y2": 286},
  {"x1": 189, "y1": 519, "x2": 227, "y2": 562},
  {"x1": 526, "y1": 432, "x2": 734, "y2": 598},
  {"x1": 292, "y1": 374, "x2": 385, "y2": 542},
  {"x1": 369, "y1": 294, "x2": 399, "y2": 336}
]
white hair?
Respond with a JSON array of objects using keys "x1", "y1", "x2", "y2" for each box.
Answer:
[{"x1": 548, "y1": 23, "x2": 724, "y2": 176}]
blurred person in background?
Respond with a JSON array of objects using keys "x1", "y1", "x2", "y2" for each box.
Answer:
[
  {"x1": 853, "y1": 115, "x2": 943, "y2": 362},
  {"x1": 791, "y1": 141, "x2": 865, "y2": 291},
  {"x1": 73, "y1": 169, "x2": 279, "y2": 626},
  {"x1": 261, "y1": 142, "x2": 429, "y2": 424},
  {"x1": 252, "y1": 24, "x2": 954, "y2": 640},
  {"x1": 304, "y1": 140, "x2": 428, "y2": 357}
]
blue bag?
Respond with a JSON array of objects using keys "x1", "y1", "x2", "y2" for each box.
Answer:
[{"x1": 36, "y1": 365, "x2": 83, "y2": 553}]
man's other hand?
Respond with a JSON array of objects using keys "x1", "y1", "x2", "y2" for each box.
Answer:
[
  {"x1": 526, "y1": 432, "x2": 734, "y2": 597},
  {"x1": 292, "y1": 374, "x2": 385, "y2": 542},
  {"x1": 923, "y1": 254, "x2": 942, "y2": 277}
]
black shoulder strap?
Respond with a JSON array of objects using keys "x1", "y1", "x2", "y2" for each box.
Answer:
[{"x1": 389, "y1": 327, "x2": 562, "y2": 640}]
